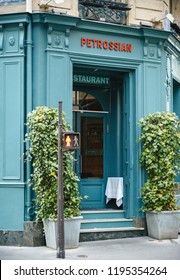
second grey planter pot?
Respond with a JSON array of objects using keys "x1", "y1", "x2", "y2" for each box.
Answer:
[
  {"x1": 146, "y1": 211, "x2": 180, "y2": 240},
  {"x1": 43, "y1": 216, "x2": 83, "y2": 249}
]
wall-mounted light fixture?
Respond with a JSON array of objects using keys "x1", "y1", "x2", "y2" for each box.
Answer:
[
  {"x1": 152, "y1": 13, "x2": 174, "y2": 24},
  {"x1": 140, "y1": 13, "x2": 175, "y2": 29},
  {"x1": 166, "y1": 13, "x2": 174, "y2": 23},
  {"x1": 151, "y1": 13, "x2": 180, "y2": 36}
]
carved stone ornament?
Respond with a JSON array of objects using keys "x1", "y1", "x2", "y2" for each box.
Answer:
[
  {"x1": 52, "y1": 32, "x2": 63, "y2": 49},
  {"x1": 149, "y1": 46, "x2": 155, "y2": 57},
  {"x1": 48, "y1": 26, "x2": 64, "y2": 49},
  {"x1": 54, "y1": 34, "x2": 61, "y2": 46},
  {"x1": 9, "y1": 36, "x2": 15, "y2": 46}
]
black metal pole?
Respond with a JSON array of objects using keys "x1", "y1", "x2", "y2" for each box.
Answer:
[{"x1": 57, "y1": 101, "x2": 65, "y2": 259}]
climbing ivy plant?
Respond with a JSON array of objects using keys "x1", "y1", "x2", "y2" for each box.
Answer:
[
  {"x1": 139, "y1": 112, "x2": 180, "y2": 211},
  {"x1": 25, "y1": 106, "x2": 81, "y2": 220}
]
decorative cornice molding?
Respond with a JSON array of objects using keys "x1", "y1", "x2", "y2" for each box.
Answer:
[
  {"x1": 0, "y1": 13, "x2": 30, "y2": 25},
  {"x1": 0, "y1": 25, "x2": 3, "y2": 55},
  {"x1": 41, "y1": 13, "x2": 79, "y2": 28},
  {"x1": 143, "y1": 38, "x2": 148, "y2": 57},
  {"x1": 157, "y1": 41, "x2": 163, "y2": 58},
  {"x1": 19, "y1": 23, "x2": 25, "y2": 53},
  {"x1": 65, "y1": 28, "x2": 70, "y2": 49},
  {"x1": 47, "y1": 26, "x2": 53, "y2": 47},
  {"x1": 142, "y1": 27, "x2": 171, "y2": 41},
  {"x1": 165, "y1": 35, "x2": 180, "y2": 57}
]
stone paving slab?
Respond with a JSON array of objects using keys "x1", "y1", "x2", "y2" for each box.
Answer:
[{"x1": 0, "y1": 235, "x2": 180, "y2": 260}]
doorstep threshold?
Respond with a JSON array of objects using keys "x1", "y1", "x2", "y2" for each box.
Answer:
[
  {"x1": 80, "y1": 227, "x2": 144, "y2": 233},
  {"x1": 81, "y1": 209, "x2": 125, "y2": 214},
  {"x1": 81, "y1": 218, "x2": 133, "y2": 223}
]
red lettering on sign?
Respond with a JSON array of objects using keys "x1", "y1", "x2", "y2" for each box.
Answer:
[
  {"x1": 92, "y1": 39, "x2": 97, "y2": 48},
  {"x1": 109, "y1": 41, "x2": 114, "y2": 50},
  {"x1": 121, "y1": 43, "x2": 127, "y2": 52},
  {"x1": 114, "y1": 42, "x2": 119, "y2": 51},
  {"x1": 81, "y1": 38, "x2": 133, "y2": 53},
  {"x1": 127, "y1": 44, "x2": 132, "y2": 53},
  {"x1": 103, "y1": 40, "x2": 109, "y2": 49},
  {"x1": 87, "y1": 38, "x2": 91, "y2": 47},
  {"x1": 97, "y1": 40, "x2": 102, "y2": 49},
  {"x1": 81, "y1": 37, "x2": 86, "y2": 46}
]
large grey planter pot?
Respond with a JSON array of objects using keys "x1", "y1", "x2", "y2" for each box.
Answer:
[
  {"x1": 146, "y1": 211, "x2": 180, "y2": 240},
  {"x1": 43, "y1": 216, "x2": 83, "y2": 249}
]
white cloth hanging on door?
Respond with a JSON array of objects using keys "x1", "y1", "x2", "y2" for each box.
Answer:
[{"x1": 105, "y1": 177, "x2": 123, "y2": 207}]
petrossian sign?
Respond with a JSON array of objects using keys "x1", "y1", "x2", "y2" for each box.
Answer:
[
  {"x1": 81, "y1": 37, "x2": 133, "y2": 53},
  {"x1": 73, "y1": 74, "x2": 110, "y2": 85}
]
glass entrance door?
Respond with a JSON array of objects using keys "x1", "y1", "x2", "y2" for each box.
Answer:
[
  {"x1": 73, "y1": 90, "x2": 108, "y2": 209},
  {"x1": 75, "y1": 112, "x2": 107, "y2": 209}
]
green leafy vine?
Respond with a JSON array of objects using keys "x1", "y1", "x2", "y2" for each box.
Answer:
[
  {"x1": 25, "y1": 106, "x2": 81, "y2": 220},
  {"x1": 139, "y1": 112, "x2": 180, "y2": 211}
]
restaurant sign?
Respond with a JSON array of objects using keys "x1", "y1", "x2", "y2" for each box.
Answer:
[
  {"x1": 81, "y1": 37, "x2": 133, "y2": 53},
  {"x1": 73, "y1": 74, "x2": 110, "y2": 86}
]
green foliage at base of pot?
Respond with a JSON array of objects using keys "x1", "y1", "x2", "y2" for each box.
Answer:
[
  {"x1": 25, "y1": 106, "x2": 82, "y2": 221},
  {"x1": 138, "y1": 112, "x2": 180, "y2": 212}
]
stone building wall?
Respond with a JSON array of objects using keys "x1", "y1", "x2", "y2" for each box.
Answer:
[
  {"x1": 128, "y1": 0, "x2": 171, "y2": 28},
  {"x1": 0, "y1": 0, "x2": 79, "y2": 16},
  {"x1": 0, "y1": 0, "x2": 25, "y2": 13}
]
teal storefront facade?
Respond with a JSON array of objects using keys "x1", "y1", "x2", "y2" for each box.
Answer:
[{"x1": 0, "y1": 12, "x2": 179, "y2": 241}]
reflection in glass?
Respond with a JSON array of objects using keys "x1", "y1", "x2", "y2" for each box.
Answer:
[
  {"x1": 81, "y1": 117, "x2": 103, "y2": 178},
  {"x1": 73, "y1": 91, "x2": 103, "y2": 111}
]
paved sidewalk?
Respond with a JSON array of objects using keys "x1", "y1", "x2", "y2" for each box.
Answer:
[{"x1": 0, "y1": 235, "x2": 180, "y2": 260}]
